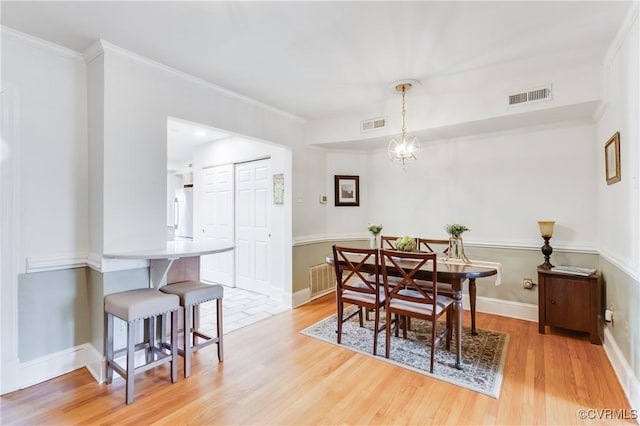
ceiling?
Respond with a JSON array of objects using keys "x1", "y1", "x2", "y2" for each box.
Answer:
[{"x1": 1, "y1": 1, "x2": 632, "y2": 123}]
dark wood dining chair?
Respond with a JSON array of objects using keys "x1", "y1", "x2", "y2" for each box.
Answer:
[
  {"x1": 332, "y1": 245, "x2": 386, "y2": 355},
  {"x1": 380, "y1": 249, "x2": 453, "y2": 373},
  {"x1": 417, "y1": 238, "x2": 450, "y2": 255},
  {"x1": 380, "y1": 235, "x2": 400, "y2": 249},
  {"x1": 416, "y1": 238, "x2": 455, "y2": 300}
]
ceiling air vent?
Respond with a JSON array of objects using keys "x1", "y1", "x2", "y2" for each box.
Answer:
[
  {"x1": 508, "y1": 85, "x2": 552, "y2": 106},
  {"x1": 360, "y1": 117, "x2": 386, "y2": 133}
]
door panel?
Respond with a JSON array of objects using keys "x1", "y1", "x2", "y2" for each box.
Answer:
[
  {"x1": 200, "y1": 164, "x2": 234, "y2": 286},
  {"x1": 235, "y1": 159, "x2": 271, "y2": 294}
]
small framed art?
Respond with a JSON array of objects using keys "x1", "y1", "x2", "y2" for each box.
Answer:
[
  {"x1": 334, "y1": 175, "x2": 359, "y2": 206},
  {"x1": 605, "y1": 132, "x2": 621, "y2": 185}
]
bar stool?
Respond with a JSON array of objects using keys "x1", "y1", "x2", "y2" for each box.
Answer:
[
  {"x1": 104, "y1": 289, "x2": 180, "y2": 404},
  {"x1": 160, "y1": 280, "x2": 224, "y2": 377}
]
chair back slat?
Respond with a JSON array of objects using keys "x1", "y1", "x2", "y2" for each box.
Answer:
[
  {"x1": 332, "y1": 245, "x2": 379, "y2": 294},
  {"x1": 417, "y1": 238, "x2": 450, "y2": 255},
  {"x1": 380, "y1": 249, "x2": 438, "y2": 305},
  {"x1": 380, "y1": 235, "x2": 399, "y2": 250}
]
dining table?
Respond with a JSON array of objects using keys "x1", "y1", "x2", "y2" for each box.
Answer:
[{"x1": 327, "y1": 252, "x2": 498, "y2": 370}]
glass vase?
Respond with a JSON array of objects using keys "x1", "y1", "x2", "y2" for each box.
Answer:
[{"x1": 446, "y1": 237, "x2": 470, "y2": 263}]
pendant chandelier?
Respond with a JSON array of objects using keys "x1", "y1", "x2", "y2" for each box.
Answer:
[{"x1": 388, "y1": 81, "x2": 420, "y2": 165}]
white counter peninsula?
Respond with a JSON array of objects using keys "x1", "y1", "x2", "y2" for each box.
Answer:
[{"x1": 104, "y1": 240, "x2": 234, "y2": 289}]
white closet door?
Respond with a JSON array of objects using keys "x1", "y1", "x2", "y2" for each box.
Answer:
[
  {"x1": 200, "y1": 164, "x2": 235, "y2": 286},
  {"x1": 235, "y1": 159, "x2": 271, "y2": 294}
]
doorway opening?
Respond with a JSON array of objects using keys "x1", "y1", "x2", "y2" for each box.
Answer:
[{"x1": 166, "y1": 117, "x2": 292, "y2": 306}]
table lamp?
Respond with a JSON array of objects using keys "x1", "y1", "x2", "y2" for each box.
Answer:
[{"x1": 538, "y1": 221, "x2": 555, "y2": 269}]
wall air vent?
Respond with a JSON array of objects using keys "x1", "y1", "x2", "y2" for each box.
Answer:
[
  {"x1": 507, "y1": 85, "x2": 552, "y2": 106},
  {"x1": 360, "y1": 117, "x2": 386, "y2": 133}
]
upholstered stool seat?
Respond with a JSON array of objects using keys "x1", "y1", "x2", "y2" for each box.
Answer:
[
  {"x1": 160, "y1": 281, "x2": 224, "y2": 377},
  {"x1": 104, "y1": 289, "x2": 180, "y2": 404}
]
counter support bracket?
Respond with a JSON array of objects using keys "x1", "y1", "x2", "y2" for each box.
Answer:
[{"x1": 150, "y1": 258, "x2": 177, "y2": 289}]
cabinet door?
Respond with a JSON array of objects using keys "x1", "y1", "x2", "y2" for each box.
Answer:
[{"x1": 545, "y1": 277, "x2": 590, "y2": 332}]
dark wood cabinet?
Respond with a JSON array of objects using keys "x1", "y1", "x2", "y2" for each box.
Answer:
[{"x1": 537, "y1": 267, "x2": 602, "y2": 344}]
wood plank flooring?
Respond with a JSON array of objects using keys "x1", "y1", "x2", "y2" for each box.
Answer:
[{"x1": 0, "y1": 293, "x2": 635, "y2": 425}]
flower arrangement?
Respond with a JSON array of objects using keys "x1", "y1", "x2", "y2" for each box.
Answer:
[
  {"x1": 396, "y1": 236, "x2": 417, "y2": 252},
  {"x1": 445, "y1": 224, "x2": 470, "y2": 238},
  {"x1": 367, "y1": 224, "x2": 383, "y2": 235}
]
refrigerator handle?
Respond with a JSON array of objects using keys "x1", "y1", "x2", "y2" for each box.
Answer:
[{"x1": 173, "y1": 197, "x2": 179, "y2": 229}]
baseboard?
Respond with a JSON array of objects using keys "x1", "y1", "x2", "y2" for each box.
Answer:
[
  {"x1": 294, "y1": 290, "x2": 538, "y2": 323},
  {"x1": 19, "y1": 344, "x2": 90, "y2": 389},
  {"x1": 85, "y1": 343, "x2": 105, "y2": 384},
  {"x1": 291, "y1": 288, "x2": 311, "y2": 308},
  {"x1": 462, "y1": 294, "x2": 538, "y2": 323},
  {"x1": 603, "y1": 327, "x2": 640, "y2": 412}
]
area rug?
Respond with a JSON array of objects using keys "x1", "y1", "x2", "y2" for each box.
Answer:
[{"x1": 300, "y1": 309, "x2": 509, "y2": 398}]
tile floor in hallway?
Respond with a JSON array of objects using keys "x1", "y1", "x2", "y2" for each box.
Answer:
[{"x1": 198, "y1": 286, "x2": 290, "y2": 335}]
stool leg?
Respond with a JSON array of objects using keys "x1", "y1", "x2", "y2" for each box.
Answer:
[
  {"x1": 126, "y1": 321, "x2": 135, "y2": 405},
  {"x1": 104, "y1": 312, "x2": 114, "y2": 384},
  {"x1": 171, "y1": 310, "x2": 178, "y2": 383},
  {"x1": 145, "y1": 317, "x2": 154, "y2": 364},
  {"x1": 184, "y1": 304, "x2": 192, "y2": 378},
  {"x1": 192, "y1": 304, "x2": 199, "y2": 347},
  {"x1": 217, "y1": 298, "x2": 224, "y2": 362}
]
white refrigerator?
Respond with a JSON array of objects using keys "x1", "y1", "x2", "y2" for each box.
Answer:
[{"x1": 173, "y1": 187, "x2": 193, "y2": 240}]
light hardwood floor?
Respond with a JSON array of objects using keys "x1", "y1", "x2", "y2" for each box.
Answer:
[{"x1": 0, "y1": 293, "x2": 635, "y2": 425}]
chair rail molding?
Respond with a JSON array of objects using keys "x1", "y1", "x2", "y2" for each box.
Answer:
[{"x1": 292, "y1": 233, "x2": 598, "y2": 254}]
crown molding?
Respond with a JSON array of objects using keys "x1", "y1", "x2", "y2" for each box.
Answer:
[
  {"x1": 1, "y1": 26, "x2": 83, "y2": 61},
  {"x1": 95, "y1": 40, "x2": 307, "y2": 124}
]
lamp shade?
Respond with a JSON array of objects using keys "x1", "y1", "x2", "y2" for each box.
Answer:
[{"x1": 537, "y1": 221, "x2": 555, "y2": 238}]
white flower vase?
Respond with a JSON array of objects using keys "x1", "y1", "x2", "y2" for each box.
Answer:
[{"x1": 370, "y1": 234, "x2": 380, "y2": 249}]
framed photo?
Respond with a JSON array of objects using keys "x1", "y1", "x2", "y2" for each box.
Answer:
[
  {"x1": 334, "y1": 175, "x2": 359, "y2": 206},
  {"x1": 605, "y1": 132, "x2": 621, "y2": 185}
]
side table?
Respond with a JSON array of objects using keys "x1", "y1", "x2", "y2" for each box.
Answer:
[{"x1": 537, "y1": 267, "x2": 602, "y2": 344}]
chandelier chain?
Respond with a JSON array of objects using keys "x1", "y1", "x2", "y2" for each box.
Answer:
[{"x1": 401, "y1": 85, "x2": 407, "y2": 136}]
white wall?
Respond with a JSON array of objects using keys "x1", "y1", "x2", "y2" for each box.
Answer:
[
  {"x1": 320, "y1": 122, "x2": 598, "y2": 251},
  {"x1": 2, "y1": 30, "x2": 89, "y2": 271},
  {"x1": 595, "y1": 4, "x2": 639, "y2": 410},
  {"x1": 597, "y1": 10, "x2": 639, "y2": 276},
  {"x1": 369, "y1": 122, "x2": 597, "y2": 248},
  {"x1": 90, "y1": 41, "x2": 305, "y2": 254},
  {"x1": 291, "y1": 145, "x2": 328, "y2": 239}
]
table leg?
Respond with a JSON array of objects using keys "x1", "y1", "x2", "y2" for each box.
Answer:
[
  {"x1": 452, "y1": 279, "x2": 463, "y2": 370},
  {"x1": 469, "y1": 278, "x2": 478, "y2": 335}
]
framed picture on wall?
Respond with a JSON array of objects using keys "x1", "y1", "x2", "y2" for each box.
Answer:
[
  {"x1": 334, "y1": 175, "x2": 359, "y2": 206},
  {"x1": 605, "y1": 131, "x2": 621, "y2": 185}
]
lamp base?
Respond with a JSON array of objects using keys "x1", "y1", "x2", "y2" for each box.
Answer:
[{"x1": 540, "y1": 237, "x2": 554, "y2": 269}]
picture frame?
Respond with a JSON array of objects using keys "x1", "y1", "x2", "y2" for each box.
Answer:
[
  {"x1": 334, "y1": 175, "x2": 359, "y2": 206},
  {"x1": 605, "y1": 132, "x2": 621, "y2": 185}
]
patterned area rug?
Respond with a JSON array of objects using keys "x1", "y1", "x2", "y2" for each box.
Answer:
[{"x1": 300, "y1": 309, "x2": 509, "y2": 398}]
